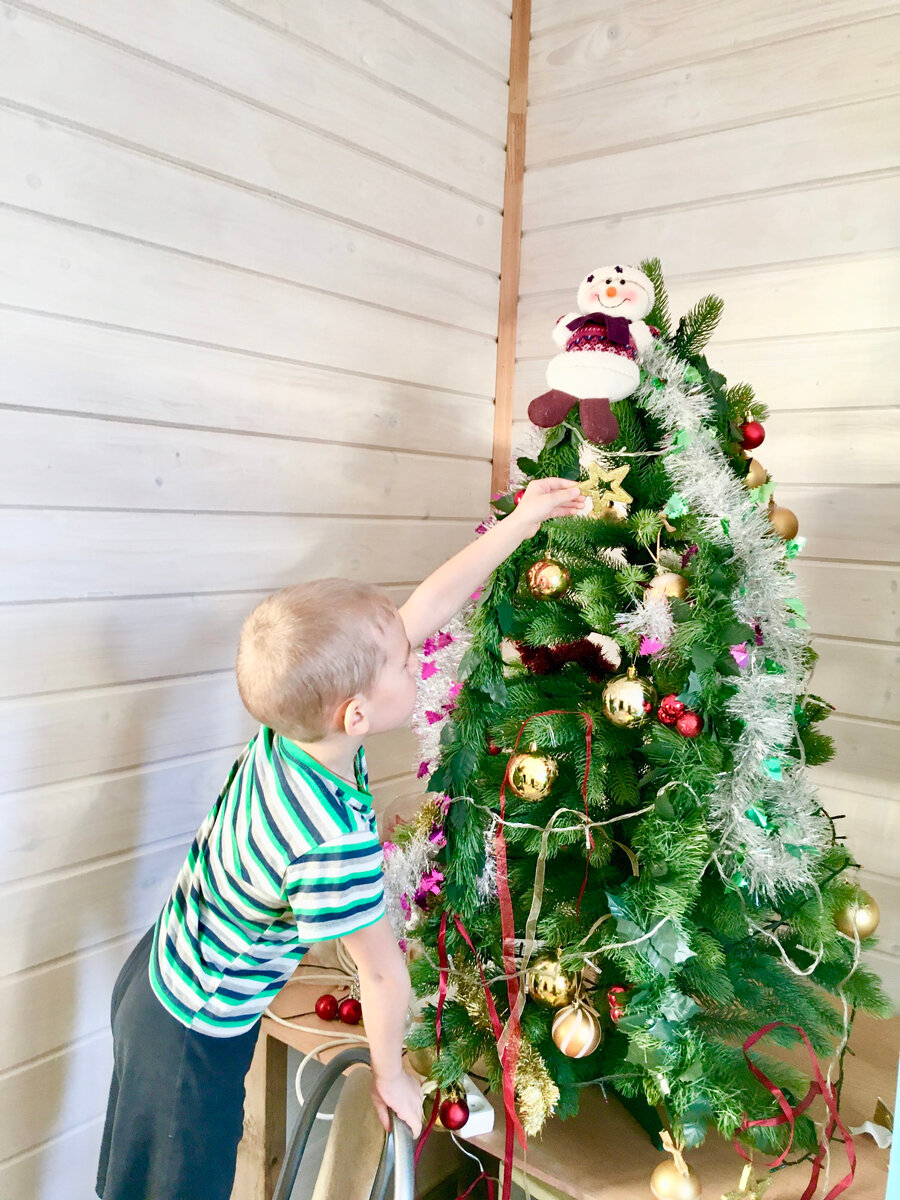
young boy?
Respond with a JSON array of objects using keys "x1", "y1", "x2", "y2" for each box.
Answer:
[{"x1": 96, "y1": 477, "x2": 584, "y2": 1200}]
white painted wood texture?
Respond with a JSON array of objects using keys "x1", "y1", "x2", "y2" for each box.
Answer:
[
  {"x1": 516, "y1": 0, "x2": 900, "y2": 1011},
  {"x1": 0, "y1": 2, "x2": 508, "y2": 1190}
]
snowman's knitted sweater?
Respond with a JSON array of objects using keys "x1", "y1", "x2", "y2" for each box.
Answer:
[{"x1": 562, "y1": 314, "x2": 660, "y2": 358}]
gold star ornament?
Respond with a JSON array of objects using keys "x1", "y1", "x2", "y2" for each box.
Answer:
[{"x1": 579, "y1": 462, "x2": 632, "y2": 517}]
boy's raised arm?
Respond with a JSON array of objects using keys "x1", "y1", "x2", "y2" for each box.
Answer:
[{"x1": 399, "y1": 477, "x2": 585, "y2": 648}]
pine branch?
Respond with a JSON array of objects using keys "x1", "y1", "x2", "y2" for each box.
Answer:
[{"x1": 674, "y1": 294, "x2": 725, "y2": 356}]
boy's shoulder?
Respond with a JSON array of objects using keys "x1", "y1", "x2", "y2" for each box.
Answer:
[{"x1": 245, "y1": 728, "x2": 376, "y2": 855}]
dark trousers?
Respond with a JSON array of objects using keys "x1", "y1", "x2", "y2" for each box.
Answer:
[{"x1": 96, "y1": 927, "x2": 260, "y2": 1200}]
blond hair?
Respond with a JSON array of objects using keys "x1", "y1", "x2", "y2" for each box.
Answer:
[{"x1": 236, "y1": 579, "x2": 398, "y2": 740}]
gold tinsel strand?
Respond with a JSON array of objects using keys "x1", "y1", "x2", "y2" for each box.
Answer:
[{"x1": 455, "y1": 964, "x2": 560, "y2": 1137}]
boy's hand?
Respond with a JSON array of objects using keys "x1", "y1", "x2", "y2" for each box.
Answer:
[
  {"x1": 372, "y1": 1068, "x2": 424, "y2": 1137},
  {"x1": 511, "y1": 477, "x2": 587, "y2": 537}
]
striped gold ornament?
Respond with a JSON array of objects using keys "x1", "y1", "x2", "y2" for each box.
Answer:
[{"x1": 551, "y1": 1000, "x2": 602, "y2": 1059}]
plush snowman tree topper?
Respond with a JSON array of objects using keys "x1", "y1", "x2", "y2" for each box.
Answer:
[{"x1": 528, "y1": 264, "x2": 659, "y2": 445}]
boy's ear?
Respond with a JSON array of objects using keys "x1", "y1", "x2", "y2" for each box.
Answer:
[{"x1": 340, "y1": 697, "x2": 370, "y2": 737}]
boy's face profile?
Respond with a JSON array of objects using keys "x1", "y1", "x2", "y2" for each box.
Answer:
[{"x1": 341, "y1": 611, "x2": 418, "y2": 739}]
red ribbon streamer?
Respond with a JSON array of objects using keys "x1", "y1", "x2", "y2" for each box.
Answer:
[
  {"x1": 415, "y1": 910, "x2": 449, "y2": 1169},
  {"x1": 735, "y1": 1021, "x2": 856, "y2": 1199},
  {"x1": 491, "y1": 709, "x2": 595, "y2": 1200}
]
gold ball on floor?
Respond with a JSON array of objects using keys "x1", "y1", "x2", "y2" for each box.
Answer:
[
  {"x1": 646, "y1": 571, "x2": 688, "y2": 601},
  {"x1": 767, "y1": 504, "x2": 799, "y2": 540},
  {"x1": 526, "y1": 955, "x2": 577, "y2": 1008},
  {"x1": 525, "y1": 558, "x2": 571, "y2": 599},
  {"x1": 551, "y1": 1002, "x2": 602, "y2": 1058},
  {"x1": 650, "y1": 1160, "x2": 702, "y2": 1199},
  {"x1": 602, "y1": 666, "x2": 657, "y2": 728},
  {"x1": 834, "y1": 892, "x2": 880, "y2": 939},
  {"x1": 507, "y1": 746, "x2": 558, "y2": 801}
]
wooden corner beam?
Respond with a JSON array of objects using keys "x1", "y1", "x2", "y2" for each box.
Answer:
[{"x1": 490, "y1": 0, "x2": 531, "y2": 497}]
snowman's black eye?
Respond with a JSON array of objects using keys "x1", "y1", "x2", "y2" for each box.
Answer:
[
  {"x1": 619, "y1": 278, "x2": 626, "y2": 285},
  {"x1": 605, "y1": 278, "x2": 612, "y2": 284},
  {"x1": 586, "y1": 275, "x2": 593, "y2": 282}
]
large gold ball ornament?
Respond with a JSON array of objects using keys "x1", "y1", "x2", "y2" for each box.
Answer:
[
  {"x1": 507, "y1": 745, "x2": 558, "y2": 801},
  {"x1": 551, "y1": 1001, "x2": 602, "y2": 1059},
  {"x1": 650, "y1": 1160, "x2": 702, "y2": 1199},
  {"x1": 767, "y1": 503, "x2": 799, "y2": 541},
  {"x1": 834, "y1": 892, "x2": 880, "y2": 940},
  {"x1": 525, "y1": 558, "x2": 570, "y2": 599},
  {"x1": 743, "y1": 457, "x2": 768, "y2": 489},
  {"x1": 602, "y1": 666, "x2": 658, "y2": 728},
  {"x1": 406, "y1": 1043, "x2": 437, "y2": 1077},
  {"x1": 646, "y1": 571, "x2": 688, "y2": 601},
  {"x1": 526, "y1": 955, "x2": 577, "y2": 1008}
]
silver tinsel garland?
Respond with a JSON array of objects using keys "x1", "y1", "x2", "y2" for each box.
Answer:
[{"x1": 633, "y1": 341, "x2": 830, "y2": 896}]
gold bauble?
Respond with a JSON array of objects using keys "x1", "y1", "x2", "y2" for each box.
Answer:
[
  {"x1": 526, "y1": 955, "x2": 577, "y2": 1008},
  {"x1": 507, "y1": 744, "x2": 558, "y2": 801},
  {"x1": 767, "y1": 504, "x2": 799, "y2": 540},
  {"x1": 834, "y1": 892, "x2": 880, "y2": 939},
  {"x1": 646, "y1": 571, "x2": 688, "y2": 601},
  {"x1": 406, "y1": 1043, "x2": 437, "y2": 1077},
  {"x1": 525, "y1": 558, "x2": 570, "y2": 599},
  {"x1": 551, "y1": 1001, "x2": 602, "y2": 1059},
  {"x1": 650, "y1": 1160, "x2": 702, "y2": 1200},
  {"x1": 602, "y1": 666, "x2": 657, "y2": 728},
  {"x1": 743, "y1": 457, "x2": 768, "y2": 489}
]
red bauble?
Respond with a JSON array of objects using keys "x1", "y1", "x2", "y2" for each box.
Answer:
[
  {"x1": 338, "y1": 997, "x2": 363, "y2": 1025},
  {"x1": 315, "y1": 993, "x2": 339, "y2": 1021},
  {"x1": 513, "y1": 488, "x2": 526, "y2": 506},
  {"x1": 438, "y1": 1096, "x2": 470, "y2": 1130},
  {"x1": 657, "y1": 694, "x2": 686, "y2": 726},
  {"x1": 739, "y1": 421, "x2": 765, "y2": 450},
  {"x1": 675, "y1": 711, "x2": 703, "y2": 738},
  {"x1": 487, "y1": 738, "x2": 502, "y2": 756},
  {"x1": 607, "y1": 984, "x2": 630, "y2": 1022}
]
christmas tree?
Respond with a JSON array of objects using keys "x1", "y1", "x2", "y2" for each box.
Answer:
[{"x1": 385, "y1": 260, "x2": 889, "y2": 1196}]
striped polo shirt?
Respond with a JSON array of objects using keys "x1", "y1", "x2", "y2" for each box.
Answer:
[{"x1": 150, "y1": 727, "x2": 385, "y2": 1036}]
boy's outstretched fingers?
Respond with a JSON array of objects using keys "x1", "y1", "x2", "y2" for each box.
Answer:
[{"x1": 515, "y1": 477, "x2": 587, "y2": 527}]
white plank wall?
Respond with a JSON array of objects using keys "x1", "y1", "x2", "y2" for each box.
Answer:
[
  {"x1": 517, "y1": 0, "x2": 900, "y2": 1001},
  {"x1": 0, "y1": 2, "x2": 510, "y2": 1194}
]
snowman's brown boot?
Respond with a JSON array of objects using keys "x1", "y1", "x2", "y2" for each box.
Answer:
[
  {"x1": 528, "y1": 389, "x2": 577, "y2": 429},
  {"x1": 579, "y1": 397, "x2": 620, "y2": 445}
]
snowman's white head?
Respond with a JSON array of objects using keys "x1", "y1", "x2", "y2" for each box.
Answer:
[{"x1": 576, "y1": 265, "x2": 655, "y2": 320}]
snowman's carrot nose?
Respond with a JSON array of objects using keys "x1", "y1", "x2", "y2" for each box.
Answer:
[{"x1": 605, "y1": 285, "x2": 617, "y2": 297}]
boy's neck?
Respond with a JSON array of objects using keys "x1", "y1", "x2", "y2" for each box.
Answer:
[{"x1": 290, "y1": 732, "x2": 364, "y2": 786}]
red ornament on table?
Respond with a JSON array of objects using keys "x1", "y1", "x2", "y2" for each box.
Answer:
[
  {"x1": 657, "y1": 694, "x2": 686, "y2": 726},
  {"x1": 338, "y1": 997, "x2": 363, "y2": 1025},
  {"x1": 513, "y1": 488, "x2": 526, "y2": 506},
  {"x1": 675, "y1": 711, "x2": 703, "y2": 738},
  {"x1": 607, "y1": 984, "x2": 631, "y2": 1023},
  {"x1": 438, "y1": 1095, "x2": 470, "y2": 1130},
  {"x1": 739, "y1": 421, "x2": 765, "y2": 450},
  {"x1": 315, "y1": 993, "x2": 339, "y2": 1021}
]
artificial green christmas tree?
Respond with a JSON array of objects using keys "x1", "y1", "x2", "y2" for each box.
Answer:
[{"x1": 384, "y1": 260, "x2": 889, "y2": 1198}]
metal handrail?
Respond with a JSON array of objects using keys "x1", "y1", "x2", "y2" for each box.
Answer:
[{"x1": 270, "y1": 1046, "x2": 416, "y2": 1200}]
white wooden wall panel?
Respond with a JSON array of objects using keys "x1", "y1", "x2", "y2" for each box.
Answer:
[
  {"x1": 0, "y1": 9, "x2": 501, "y2": 266},
  {"x1": 0, "y1": 2, "x2": 509, "y2": 1189},
  {"x1": 517, "y1": 1, "x2": 900, "y2": 1010}
]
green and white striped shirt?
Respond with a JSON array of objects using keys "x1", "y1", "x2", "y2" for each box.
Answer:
[{"x1": 150, "y1": 727, "x2": 385, "y2": 1036}]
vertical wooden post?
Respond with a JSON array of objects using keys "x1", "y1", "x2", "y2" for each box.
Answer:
[
  {"x1": 231, "y1": 1033, "x2": 288, "y2": 1200},
  {"x1": 490, "y1": 0, "x2": 531, "y2": 497}
]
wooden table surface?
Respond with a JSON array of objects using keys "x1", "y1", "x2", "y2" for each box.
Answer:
[{"x1": 239, "y1": 982, "x2": 897, "y2": 1200}]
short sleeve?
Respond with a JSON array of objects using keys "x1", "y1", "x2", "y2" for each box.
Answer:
[{"x1": 283, "y1": 830, "x2": 385, "y2": 943}]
